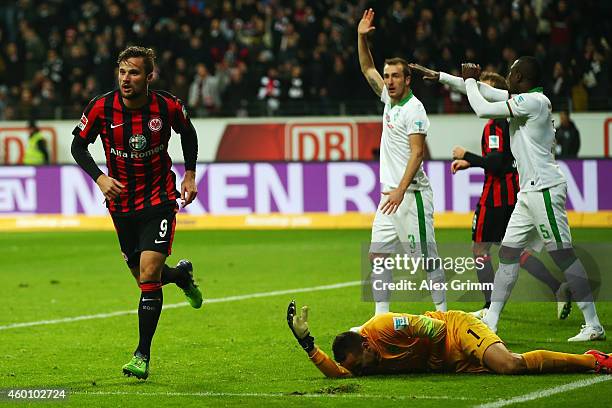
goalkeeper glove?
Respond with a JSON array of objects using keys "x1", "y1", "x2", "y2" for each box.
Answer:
[{"x1": 287, "y1": 300, "x2": 315, "y2": 353}]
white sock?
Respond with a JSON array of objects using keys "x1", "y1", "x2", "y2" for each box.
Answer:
[
  {"x1": 563, "y1": 259, "x2": 601, "y2": 327},
  {"x1": 372, "y1": 264, "x2": 392, "y2": 315},
  {"x1": 483, "y1": 262, "x2": 519, "y2": 331},
  {"x1": 576, "y1": 302, "x2": 602, "y2": 328},
  {"x1": 427, "y1": 267, "x2": 447, "y2": 311},
  {"x1": 375, "y1": 302, "x2": 390, "y2": 315}
]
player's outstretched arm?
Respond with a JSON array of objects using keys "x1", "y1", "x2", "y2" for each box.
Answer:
[
  {"x1": 465, "y1": 78, "x2": 513, "y2": 119},
  {"x1": 357, "y1": 8, "x2": 383, "y2": 97},
  {"x1": 409, "y1": 63, "x2": 440, "y2": 82},
  {"x1": 287, "y1": 301, "x2": 352, "y2": 378},
  {"x1": 420, "y1": 66, "x2": 508, "y2": 102}
]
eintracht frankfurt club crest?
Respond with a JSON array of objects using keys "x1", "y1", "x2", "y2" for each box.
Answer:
[
  {"x1": 148, "y1": 117, "x2": 163, "y2": 132},
  {"x1": 129, "y1": 134, "x2": 147, "y2": 151}
]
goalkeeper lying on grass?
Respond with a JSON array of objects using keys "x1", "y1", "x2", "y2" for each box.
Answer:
[{"x1": 287, "y1": 301, "x2": 611, "y2": 377}]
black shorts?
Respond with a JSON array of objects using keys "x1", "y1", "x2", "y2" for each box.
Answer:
[
  {"x1": 111, "y1": 204, "x2": 178, "y2": 268},
  {"x1": 471, "y1": 205, "x2": 514, "y2": 243}
]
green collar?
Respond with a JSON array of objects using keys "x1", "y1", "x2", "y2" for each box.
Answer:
[
  {"x1": 528, "y1": 87, "x2": 543, "y2": 93},
  {"x1": 391, "y1": 90, "x2": 413, "y2": 107}
]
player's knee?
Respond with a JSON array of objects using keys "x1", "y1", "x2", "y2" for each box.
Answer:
[
  {"x1": 498, "y1": 245, "x2": 522, "y2": 263},
  {"x1": 369, "y1": 253, "x2": 386, "y2": 263},
  {"x1": 549, "y1": 248, "x2": 576, "y2": 270},
  {"x1": 139, "y1": 262, "x2": 162, "y2": 282},
  {"x1": 472, "y1": 242, "x2": 491, "y2": 258}
]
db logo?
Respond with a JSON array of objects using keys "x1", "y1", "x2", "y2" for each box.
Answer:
[
  {"x1": 0, "y1": 127, "x2": 58, "y2": 164},
  {"x1": 285, "y1": 122, "x2": 358, "y2": 161}
]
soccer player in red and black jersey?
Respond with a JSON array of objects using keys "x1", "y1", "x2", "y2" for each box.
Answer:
[
  {"x1": 450, "y1": 72, "x2": 570, "y2": 319},
  {"x1": 71, "y1": 46, "x2": 203, "y2": 380}
]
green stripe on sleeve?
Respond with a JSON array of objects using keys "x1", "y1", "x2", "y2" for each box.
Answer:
[{"x1": 542, "y1": 189, "x2": 562, "y2": 243}]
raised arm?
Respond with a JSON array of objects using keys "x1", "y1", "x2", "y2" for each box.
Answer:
[
  {"x1": 287, "y1": 301, "x2": 353, "y2": 378},
  {"x1": 357, "y1": 9, "x2": 383, "y2": 97}
]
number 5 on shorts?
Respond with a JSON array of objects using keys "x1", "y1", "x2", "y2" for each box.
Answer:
[{"x1": 539, "y1": 224, "x2": 550, "y2": 239}]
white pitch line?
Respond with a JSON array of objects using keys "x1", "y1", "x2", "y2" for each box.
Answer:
[
  {"x1": 0, "y1": 281, "x2": 362, "y2": 331},
  {"x1": 73, "y1": 390, "x2": 482, "y2": 401},
  {"x1": 474, "y1": 375, "x2": 612, "y2": 408}
]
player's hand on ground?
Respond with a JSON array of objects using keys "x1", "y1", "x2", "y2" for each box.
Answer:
[
  {"x1": 358, "y1": 8, "x2": 376, "y2": 36},
  {"x1": 452, "y1": 146, "x2": 466, "y2": 159},
  {"x1": 180, "y1": 170, "x2": 198, "y2": 208},
  {"x1": 381, "y1": 188, "x2": 405, "y2": 215},
  {"x1": 451, "y1": 159, "x2": 470, "y2": 174},
  {"x1": 408, "y1": 63, "x2": 440, "y2": 82},
  {"x1": 287, "y1": 300, "x2": 315, "y2": 353},
  {"x1": 461, "y1": 63, "x2": 481, "y2": 80},
  {"x1": 95, "y1": 174, "x2": 124, "y2": 200}
]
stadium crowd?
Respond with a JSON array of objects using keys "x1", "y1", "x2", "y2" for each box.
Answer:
[{"x1": 0, "y1": 0, "x2": 610, "y2": 120}]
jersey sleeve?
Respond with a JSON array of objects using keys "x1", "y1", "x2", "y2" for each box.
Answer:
[
  {"x1": 309, "y1": 347, "x2": 353, "y2": 378},
  {"x1": 407, "y1": 105, "x2": 429, "y2": 136},
  {"x1": 439, "y1": 72, "x2": 509, "y2": 102},
  {"x1": 72, "y1": 97, "x2": 102, "y2": 143},
  {"x1": 465, "y1": 79, "x2": 512, "y2": 119},
  {"x1": 168, "y1": 96, "x2": 198, "y2": 171},
  {"x1": 380, "y1": 86, "x2": 390, "y2": 104},
  {"x1": 507, "y1": 93, "x2": 541, "y2": 119},
  {"x1": 169, "y1": 97, "x2": 193, "y2": 134}
]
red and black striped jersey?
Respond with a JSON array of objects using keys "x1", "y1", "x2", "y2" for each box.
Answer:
[
  {"x1": 478, "y1": 119, "x2": 520, "y2": 208},
  {"x1": 72, "y1": 89, "x2": 196, "y2": 214}
]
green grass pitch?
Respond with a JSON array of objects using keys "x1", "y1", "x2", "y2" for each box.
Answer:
[{"x1": 1, "y1": 228, "x2": 611, "y2": 407}]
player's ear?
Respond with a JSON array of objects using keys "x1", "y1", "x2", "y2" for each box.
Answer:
[{"x1": 146, "y1": 72, "x2": 154, "y2": 83}]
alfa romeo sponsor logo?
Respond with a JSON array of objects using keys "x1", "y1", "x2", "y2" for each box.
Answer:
[
  {"x1": 148, "y1": 117, "x2": 163, "y2": 132},
  {"x1": 129, "y1": 133, "x2": 148, "y2": 151}
]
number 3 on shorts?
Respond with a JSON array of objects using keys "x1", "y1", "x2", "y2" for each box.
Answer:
[{"x1": 159, "y1": 219, "x2": 168, "y2": 238}]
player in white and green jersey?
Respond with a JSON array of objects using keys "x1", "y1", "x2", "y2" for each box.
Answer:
[
  {"x1": 357, "y1": 8, "x2": 446, "y2": 317},
  {"x1": 454, "y1": 57, "x2": 604, "y2": 342}
]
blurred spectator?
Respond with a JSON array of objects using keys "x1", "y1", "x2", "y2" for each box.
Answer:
[
  {"x1": 221, "y1": 67, "x2": 250, "y2": 117},
  {"x1": 23, "y1": 120, "x2": 49, "y2": 165},
  {"x1": 555, "y1": 110, "x2": 580, "y2": 158},
  {"x1": 257, "y1": 67, "x2": 281, "y2": 116},
  {"x1": 582, "y1": 44, "x2": 609, "y2": 110},
  {"x1": 547, "y1": 62, "x2": 571, "y2": 110},
  {"x1": 188, "y1": 62, "x2": 228, "y2": 116}
]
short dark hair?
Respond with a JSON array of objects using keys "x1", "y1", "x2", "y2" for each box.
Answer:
[
  {"x1": 516, "y1": 56, "x2": 542, "y2": 86},
  {"x1": 117, "y1": 46, "x2": 156, "y2": 74},
  {"x1": 479, "y1": 71, "x2": 507, "y2": 90},
  {"x1": 332, "y1": 331, "x2": 363, "y2": 363},
  {"x1": 384, "y1": 57, "x2": 411, "y2": 78}
]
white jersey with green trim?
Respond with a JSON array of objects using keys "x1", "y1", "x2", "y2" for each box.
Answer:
[
  {"x1": 379, "y1": 86, "x2": 430, "y2": 190},
  {"x1": 506, "y1": 89, "x2": 566, "y2": 192}
]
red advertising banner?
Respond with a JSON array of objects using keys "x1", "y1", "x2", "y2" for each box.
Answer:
[{"x1": 216, "y1": 121, "x2": 382, "y2": 161}]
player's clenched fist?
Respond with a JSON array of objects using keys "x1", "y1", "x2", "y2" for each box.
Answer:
[
  {"x1": 287, "y1": 300, "x2": 315, "y2": 353},
  {"x1": 461, "y1": 63, "x2": 481, "y2": 80},
  {"x1": 95, "y1": 174, "x2": 125, "y2": 200}
]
